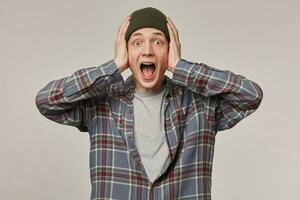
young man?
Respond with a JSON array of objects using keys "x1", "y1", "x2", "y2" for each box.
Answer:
[{"x1": 35, "y1": 7, "x2": 263, "y2": 200}]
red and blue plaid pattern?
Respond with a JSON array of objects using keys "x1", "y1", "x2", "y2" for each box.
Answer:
[{"x1": 35, "y1": 59, "x2": 263, "y2": 200}]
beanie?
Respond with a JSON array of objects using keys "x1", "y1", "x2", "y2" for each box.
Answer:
[{"x1": 125, "y1": 7, "x2": 170, "y2": 43}]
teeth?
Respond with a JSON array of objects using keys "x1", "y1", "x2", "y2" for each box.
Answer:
[{"x1": 142, "y1": 62, "x2": 154, "y2": 65}]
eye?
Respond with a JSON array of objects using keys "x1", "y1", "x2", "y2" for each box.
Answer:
[
  {"x1": 134, "y1": 41, "x2": 142, "y2": 47},
  {"x1": 154, "y1": 39, "x2": 161, "y2": 45}
]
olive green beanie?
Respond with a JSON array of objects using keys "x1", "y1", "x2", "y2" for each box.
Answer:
[{"x1": 125, "y1": 7, "x2": 170, "y2": 42}]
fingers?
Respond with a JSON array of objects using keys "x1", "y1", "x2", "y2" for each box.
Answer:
[
  {"x1": 166, "y1": 17, "x2": 181, "y2": 71},
  {"x1": 166, "y1": 17, "x2": 180, "y2": 47},
  {"x1": 116, "y1": 15, "x2": 131, "y2": 42},
  {"x1": 167, "y1": 20, "x2": 175, "y2": 44},
  {"x1": 115, "y1": 15, "x2": 131, "y2": 71}
]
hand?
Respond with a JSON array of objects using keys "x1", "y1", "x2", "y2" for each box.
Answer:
[
  {"x1": 166, "y1": 17, "x2": 181, "y2": 72},
  {"x1": 114, "y1": 15, "x2": 131, "y2": 72}
]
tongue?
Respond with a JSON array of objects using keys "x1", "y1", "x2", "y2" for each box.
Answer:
[{"x1": 142, "y1": 65, "x2": 155, "y2": 77}]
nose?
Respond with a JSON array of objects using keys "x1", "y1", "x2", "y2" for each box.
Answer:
[{"x1": 141, "y1": 42, "x2": 154, "y2": 56}]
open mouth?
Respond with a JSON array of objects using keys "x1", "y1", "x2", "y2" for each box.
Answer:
[{"x1": 140, "y1": 62, "x2": 156, "y2": 79}]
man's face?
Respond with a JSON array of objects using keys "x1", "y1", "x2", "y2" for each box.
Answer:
[{"x1": 127, "y1": 27, "x2": 169, "y2": 93}]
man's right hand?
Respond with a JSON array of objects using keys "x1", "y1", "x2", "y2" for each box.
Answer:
[{"x1": 114, "y1": 15, "x2": 131, "y2": 73}]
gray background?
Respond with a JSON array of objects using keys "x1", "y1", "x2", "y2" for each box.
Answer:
[{"x1": 1, "y1": 0, "x2": 299, "y2": 199}]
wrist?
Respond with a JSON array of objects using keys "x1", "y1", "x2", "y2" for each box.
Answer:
[
  {"x1": 114, "y1": 60, "x2": 125, "y2": 72},
  {"x1": 168, "y1": 58, "x2": 180, "y2": 73}
]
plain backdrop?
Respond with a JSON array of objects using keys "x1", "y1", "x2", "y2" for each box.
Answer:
[{"x1": 1, "y1": 0, "x2": 299, "y2": 199}]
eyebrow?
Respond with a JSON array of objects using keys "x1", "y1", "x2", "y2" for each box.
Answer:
[{"x1": 130, "y1": 32, "x2": 165, "y2": 38}]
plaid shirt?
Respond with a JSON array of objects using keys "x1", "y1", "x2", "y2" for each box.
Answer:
[{"x1": 35, "y1": 59, "x2": 263, "y2": 200}]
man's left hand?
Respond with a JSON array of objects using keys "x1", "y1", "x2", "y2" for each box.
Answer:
[{"x1": 166, "y1": 17, "x2": 181, "y2": 72}]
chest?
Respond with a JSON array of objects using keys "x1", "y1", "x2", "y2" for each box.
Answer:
[{"x1": 88, "y1": 90, "x2": 216, "y2": 159}]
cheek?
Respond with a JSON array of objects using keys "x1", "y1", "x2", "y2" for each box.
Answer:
[
  {"x1": 158, "y1": 57, "x2": 168, "y2": 72},
  {"x1": 128, "y1": 49, "x2": 139, "y2": 63},
  {"x1": 127, "y1": 51, "x2": 140, "y2": 73},
  {"x1": 127, "y1": 53, "x2": 135, "y2": 66},
  {"x1": 161, "y1": 47, "x2": 169, "y2": 61},
  {"x1": 160, "y1": 51, "x2": 169, "y2": 65}
]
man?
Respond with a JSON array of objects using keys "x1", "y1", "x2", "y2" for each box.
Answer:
[{"x1": 35, "y1": 7, "x2": 263, "y2": 200}]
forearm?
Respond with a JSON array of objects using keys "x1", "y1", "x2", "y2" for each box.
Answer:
[
  {"x1": 172, "y1": 59, "x2": 263, "y2": 103},
  {"x1": 35, "y1": 59, "x2": 123, "y2": 117}
]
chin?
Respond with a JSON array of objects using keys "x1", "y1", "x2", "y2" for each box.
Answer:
[
  {"x1": 142, "y1": 74, "x2": 165, "y2": 89},
  {"x1": 140, "y1": 80, "x2": 159, "y2": 89},
  {"x1": 133, "y1": 72, "x2": 163, "y2": 91}
]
